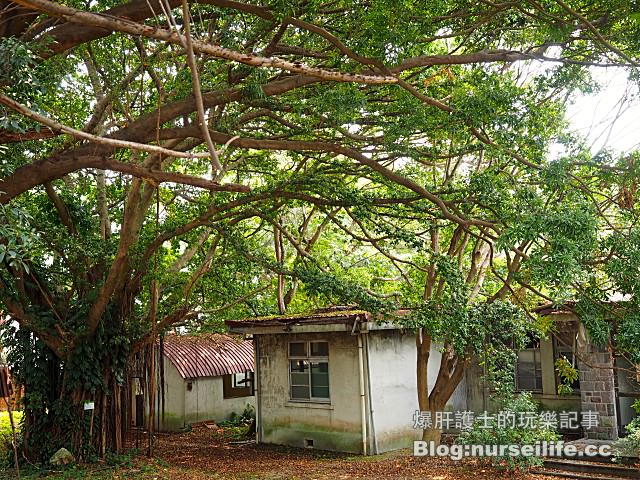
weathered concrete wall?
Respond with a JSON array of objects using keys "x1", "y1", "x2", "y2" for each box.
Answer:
[
  {"x1": 183, "y1": 376, "x2": 254, "y2": 426},
  {"x1": 366, "y1": 330, "x2": 420, "y2": 452},
  {"x1": 157, "y1": 357, "x2": 186, "y2": 431},
  {"x1": 257, "y1": 332, "x2": 364, "y2": 453},
  {"x1": 367, "y1": 331, "x2": 467, "y2": 452},
  {"x1": 256, "y1": 329, "x2": 468, "y2": 454}
]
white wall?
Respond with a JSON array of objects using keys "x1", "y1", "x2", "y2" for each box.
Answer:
[
  {"x1": 154, "y1": 355, "x2": 255, "y2": 431},
  {"x1": 184, "y1": 376, "x2": 253, "y2": 425},
  {"x1": 157, "y1": 356, "x2": 186, "y2": 431},
  {"x1": 255, "y1": 328, "x2": 467, "y2": 454},
  {"x1": 366, "y1": 330, "x2": 420, "y2": 452},
  {"x1": 257, "y1": 331, "x2": 365, "y2": 453},
  {"x1": 365, "y1": 330, "x2": 466, "y2": 452}
]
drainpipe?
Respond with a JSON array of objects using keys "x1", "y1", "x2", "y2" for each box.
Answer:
[
  {"x1": 357, "y1": 332, "x2": 368, "y2": 455},
  {"x1": 363, "y1": 333, "x2": 378, "y2": 455},
  {"x1": 254, "y1": 335, "x2": 262, "y2": 443}
]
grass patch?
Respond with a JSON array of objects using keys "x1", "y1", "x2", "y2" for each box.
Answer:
[
  {"x1": 6, "y1": 463, "x2": 163, "y2": 479},
  {"x1": 0, "y1": 410, "x2": 22, "y2": 438},
  {"x1": 0, "y1": 410, "x2": 22, "y2": 460}
]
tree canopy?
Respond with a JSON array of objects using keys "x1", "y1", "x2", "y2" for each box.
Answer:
[{"x1": 1, "y1": 0, "x2": 640, "y2": 458}]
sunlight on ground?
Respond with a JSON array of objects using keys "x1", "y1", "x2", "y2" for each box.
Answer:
[{"x1": 0, "y1": 410, "x2": 22, "y2": 442}]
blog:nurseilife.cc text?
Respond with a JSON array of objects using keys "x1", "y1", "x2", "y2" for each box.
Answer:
[{"x1": 413, "y1": 441, "x2": 612, "y2": 461}]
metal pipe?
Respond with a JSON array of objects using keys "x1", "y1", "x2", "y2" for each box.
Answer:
[
  {"x1": 357, "y1": 333, "x2": 368, "y2": 455},
  {"x1": 363, "y1": 333, "x2": 378, "y2": 455},
  {"x1": 254, "y1": 335, "x2": 262, "y2": 443}
]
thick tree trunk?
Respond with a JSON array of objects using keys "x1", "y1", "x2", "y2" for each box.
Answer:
[
  {"x1": 422, "y1": 423, "x2": 443, "y2": 443},
  {"x1": 417, "y1": 338, "x2": 469, "y2": 445},
  {"x1": 417, "y1": 331, "x2": 442, "y2": 442},
  {"x1": 416, "y1": 330, "x2": 431, "y2": 412},
  {"x1": 113, "y1": 378, "x2": 122, "y2": 454},
  {"x1": 12, "y1": 330, "x2": 141, "y2": 462}
]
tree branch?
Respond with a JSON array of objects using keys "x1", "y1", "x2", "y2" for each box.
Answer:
[
  {"x1": 180, "y1": 0, "x2": 223, "y2": 171},
  {"x1": 0, "y1": 74, "x2": 320, "y2": 202},
  {"x1": 156, "y1": 128, "x2": 497, "y2": 229},
  {"x1": 0, "y1": 93, "x2": 212, "y2": 160},
  {"x1": 13, "y1": 0, "x2": 397, "y2": 85}
]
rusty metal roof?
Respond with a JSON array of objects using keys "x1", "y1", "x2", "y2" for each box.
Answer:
[{"x1": 161, "y1": 334, "x2": 254, "y2": 379}]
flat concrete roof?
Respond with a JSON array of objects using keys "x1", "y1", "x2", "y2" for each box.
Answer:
[{"x1": 225, "y1": 308, "x2": 411, "y2": 335}]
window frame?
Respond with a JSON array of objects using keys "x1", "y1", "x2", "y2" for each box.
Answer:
[
  {"x1": 288, "y1": 341, "x2": 330, "y2": 403},
  {"x1": 515, "y1": 337, "x2": 543, "y2": 392},
  {"x1": 223, "y1": 370, "x2": 253, "y2": 399},
  {"x1": 232, "y1": 371, "x2": 250, "y2": 388},
  {"x1": 553, "y1": 335, "x2": 580, "y2": 393}
]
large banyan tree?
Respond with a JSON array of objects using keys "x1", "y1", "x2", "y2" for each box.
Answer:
[{"x1": 1, "y1": 0, "x2": 640, "y2": 459}]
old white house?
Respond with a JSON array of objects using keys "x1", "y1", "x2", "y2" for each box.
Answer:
[{"x1": 226, "y1": 309, "x2": 466, "y2": 454}]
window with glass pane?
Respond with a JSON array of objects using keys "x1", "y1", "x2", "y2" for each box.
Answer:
[
  {"x1": 289, "y1": 341, "x2": 329, "y2": 402},
  {"x1": 310, "y1": 342, "x2": 329, "y2": 356},
  {"x1": 232, "y1": 371, "x2": 249, "y2": 388},
  {"x1": 516, "y1": 340, "x2": 542, "y2": 391},
  {"x1": 289, "y1": 342, "x2": 307, "y2": 357},
  {"x1": 290, "y1": 360, "x2": 310, "y2": 399}
]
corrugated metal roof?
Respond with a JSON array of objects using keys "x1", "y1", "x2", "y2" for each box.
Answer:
[{"x1": 161, "y1": 334, "x2": 254, "y2": 379}]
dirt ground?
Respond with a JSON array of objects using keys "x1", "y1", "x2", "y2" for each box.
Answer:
[{"x1": 145, "y1": 425, "x2": 560, "y2": 480}]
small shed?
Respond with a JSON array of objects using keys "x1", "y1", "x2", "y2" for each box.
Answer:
[
  {"x1": 226, "y1": 309, "x2": 466, "y2": 454},
  {"x1": 152, "y1": 333, "x2": 255, "y2": 431}
]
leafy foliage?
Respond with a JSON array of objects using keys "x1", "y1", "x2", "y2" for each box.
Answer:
[
  {"x1": 555, "y1": 356, "x2": 579, "y2": 395},
  {"x1": 458, "y1": 392, "x2": 560, "y2": 472},
  {"x1": 1, "y1": 0, "x2": 640, "y2": 463},
  {"x1": 612, "y1": 417, "x2": 640, "y2": 460}
]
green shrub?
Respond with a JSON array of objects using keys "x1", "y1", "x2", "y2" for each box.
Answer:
[
  {"x1": 218, "y1": 404, "x2": 255, "y2": 440},
  {"x1": 222, "y1": 404, "x2": 255, "y2": 427},
  {"x1": 612, "y1": 417, "x2": 640, "y2": 459},
  {"x1": 457, "y1": 392, "x2": 560, "y2": 472}
]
